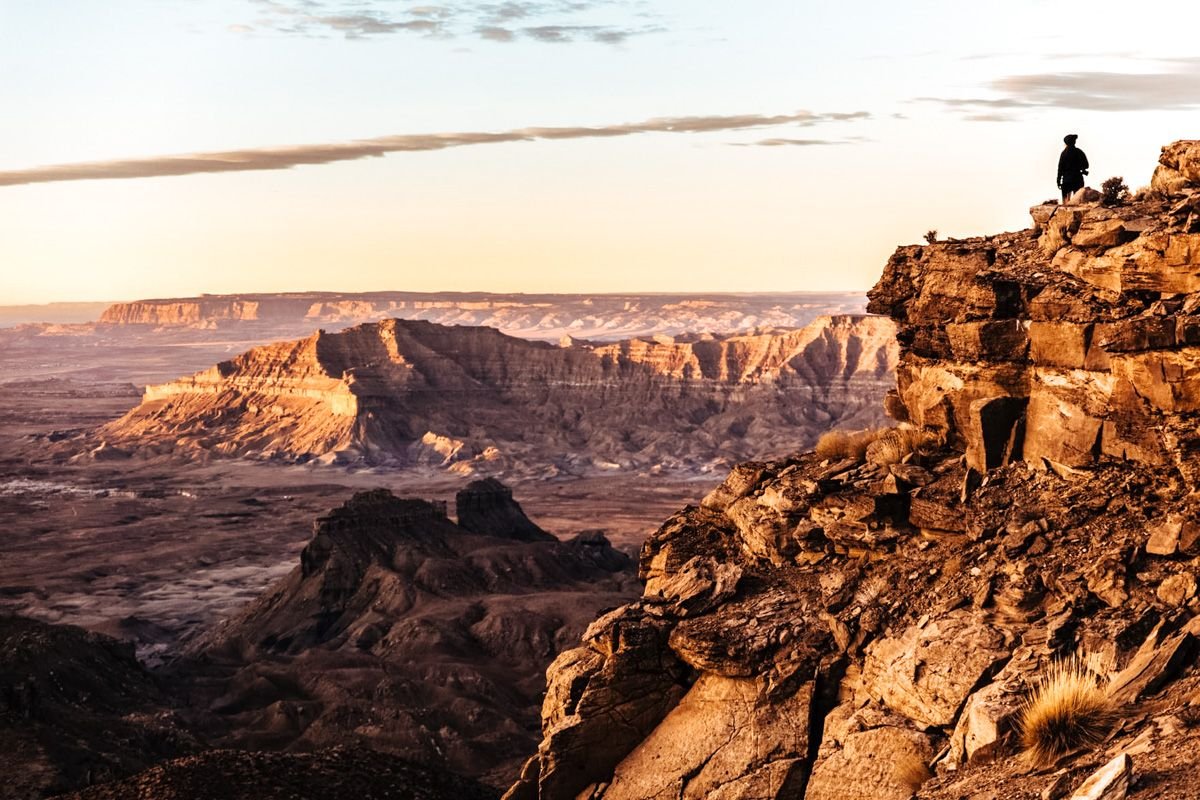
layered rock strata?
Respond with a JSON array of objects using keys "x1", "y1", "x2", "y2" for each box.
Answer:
[
  {"x1": 94, "y1": 315, "x2": 897, "y2": 475},
  {"x1": 869, "y1": 142, "x2": 1200, "y2": 475},
  {"x1": 509, "y1": 141, "x2": 1200, "y2": 800}
]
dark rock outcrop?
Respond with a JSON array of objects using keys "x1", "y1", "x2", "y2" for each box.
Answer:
[
  {"x1": 185, "y1": 484, "x2": 638, "y2": 789},
  {"x1": 56, "y1": 748, "x2": 497, "y2": 800},
  {"x1": 0, "y1": 615, "x2": 195, "y2": 799},
  {"x1": 456, "y1": 478, "x2": 556, "y2": 542}
]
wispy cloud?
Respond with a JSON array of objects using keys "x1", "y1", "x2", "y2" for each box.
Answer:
[
  {"x1": 236, "y1": 0, "x2": 663, "y2": 43},
  {"x1": 731, "y1": 138, "x2": 849, "y2": 147},
  {"x1": 921, "y1": 58, "x2": 1200, "y2": 114},
  {"x1": 0, "y1": 110, "x2": 871, "y2": 188}
]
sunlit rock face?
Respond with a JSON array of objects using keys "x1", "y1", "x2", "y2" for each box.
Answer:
[
  {"x1": 868, "y1": 139, "x2": 1200, "y2": 474},
  {"x1": 95, "y1": 315, "x2": 897, "y2": 475},
  {"x1": 506, "y1": 142, "x2": 1200, "y2": 800}
]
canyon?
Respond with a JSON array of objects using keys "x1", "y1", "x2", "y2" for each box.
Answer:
[{"x1": 0, "y1": 292, "x2": 893, "y2": 798}]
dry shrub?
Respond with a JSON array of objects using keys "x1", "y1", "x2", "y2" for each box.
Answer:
[
  {"x1": 852, "y1": 575, "x2": 888, "y2": 609},
  {"x1": 891, "y1": 752, "x2": 932, "y2": 792},
  {"x1": 814, "y1": 428, "x2": 885, "y2": 462},
  {"x1": 1101, "y1": 176, "x2": 1131, "y2": 207},
  {"x1": 1019, "y1": 658, "x2": 1116, "y2": 766},
  {"x1": 865, "y1": 426, "x2": 944, "y2": 466}
]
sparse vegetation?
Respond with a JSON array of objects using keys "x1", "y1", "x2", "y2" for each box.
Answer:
[
  {"x1": 865, "y1": 425, "x2": 943, "y2": 466},
  {"x1": 852, "y1": 575, "x2": 888, "y2": 610},
  {"x1": 924, "y1": 230, "x2": 938, "y2": 244},
  {"x1": 1101, "y1": 176, "x2": 1131, "y2": 207},
  {"x1": 1019, "y1": 657, "x2": 1116, "y2": 766},
  {"x1": 814, "y1": 428, "x2": 886, "y2": 461},
  {"x1": 891, "y1": 751, "x2": 932, "y2": 792}
]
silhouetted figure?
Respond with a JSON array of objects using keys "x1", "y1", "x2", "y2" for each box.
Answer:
[{"x1": 1058, "y1": 134, "x2": 1089, "y2": 201}]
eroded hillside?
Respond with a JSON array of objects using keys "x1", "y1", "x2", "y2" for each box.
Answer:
[{"x1": 88, "y1": 315, "x2": 896, "y2": 476}]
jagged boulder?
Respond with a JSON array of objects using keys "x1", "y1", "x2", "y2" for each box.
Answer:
[
  {"x1": 506, "y1": 605, "x2": 689, "y2": 800},
  {"x1": 1151, "y1": 140, "x2": 1200, "y2": 195}
]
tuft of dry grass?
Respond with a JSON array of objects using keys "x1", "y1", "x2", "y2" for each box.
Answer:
[
  {"x1": 891, "y1": 752, "x2": 932, "y2": 792},
  {"x1": 814, "y1": 428, "x2": 886, "y2": 462},
  {"x1": 1019, "y1": 657, "x2": 1116, "y2": 766},
  {"x1": 865, "y1": 426, "x2": 944, "y2": 466},
  {"x1": 852, "y1": 575, "x2": 888, "y2": 610}
]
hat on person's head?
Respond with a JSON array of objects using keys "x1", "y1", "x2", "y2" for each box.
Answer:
[{"x1": 1064, "y1": 134, "x2": 1079, "y2": 145}]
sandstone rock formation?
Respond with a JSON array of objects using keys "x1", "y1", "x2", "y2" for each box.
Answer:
[
  {"x1": 91, "y1": 315, "x2": 896, "y2": 476},
  {"x1": 184, "y1": 482, "x2": 639, "y2": 789},
  {"x1": 868, "y1": 143, "x2": 1200, "y2": 476},
  {"x1": 509, "y1": 141, "x2": 1200, "y2": 800}
]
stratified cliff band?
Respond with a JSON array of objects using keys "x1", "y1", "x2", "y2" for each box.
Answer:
[{"x1": 91, "y1": 315, "x2": 896, "y2": 475}]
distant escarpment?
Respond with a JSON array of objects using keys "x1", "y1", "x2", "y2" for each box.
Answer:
[
  {"x1": 183, "y1": 481, "x2": 637, "y2": 789},
  {"x1": 508, "y1": 141, "x2": 1200, "y2": 800},
  {"x1": 96, "y1": 291, "x2": 867, "y2": 340},
  {"x1": 92, "y1": 315, "x2": 897, "y2": 476}
]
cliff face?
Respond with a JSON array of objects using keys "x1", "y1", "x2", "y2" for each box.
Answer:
[
  {"x1": 95, "y1": 315, "x2": 897, "y2": 475},
  {"x1": 509, "y1": 141, "x2": 1200, "y2": 800},
  {"x1": 868, "y1": 142, "x2": 1200, "y2": 477}
]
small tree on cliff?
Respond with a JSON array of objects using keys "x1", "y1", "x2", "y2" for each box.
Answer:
[{"x1": 1101, "y1": 176, "x2": 1130, "y2": 207}]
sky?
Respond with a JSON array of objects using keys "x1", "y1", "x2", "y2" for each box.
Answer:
[{"x1": 2, "y1": 0, "x2": 1199, "y2": 304}]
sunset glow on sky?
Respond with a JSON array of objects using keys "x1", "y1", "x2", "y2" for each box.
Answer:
[{"x1": 2, "y1": 0, "x2": 1199, "y2": 303}]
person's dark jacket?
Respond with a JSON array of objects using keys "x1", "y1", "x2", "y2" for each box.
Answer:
[{"x1": 1058, "y1": 146, "x2": 1089, "y2": 192}]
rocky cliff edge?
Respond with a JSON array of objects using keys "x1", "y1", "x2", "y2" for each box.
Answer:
[{"x1": 506, "y1": 141, "x2": 1200, "y2": 800}]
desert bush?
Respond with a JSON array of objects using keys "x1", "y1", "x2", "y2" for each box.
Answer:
[
  {"x1": 1019, "y1": 657, "x2": 1116, "y2": 766},
  {"x1": 923, "y1": 229, "x2": 938, "y2": 244},
  {"x1": 1101, "y1": 176, "x2": 1131, "y2": 207},
  {"x1": 865, "y1": 426, "x2": 943, "y2": 466},
  {"x1": 852, "y1": 575, "x2": 888, "y2": 609},
  {"x1": 814, "y1": 428, "x2": 885, "y2": 462},
  {"x1": 891, "y1": 751, "x2": 932, "y2": 792}
]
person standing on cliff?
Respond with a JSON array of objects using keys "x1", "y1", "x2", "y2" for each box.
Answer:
[{"x1": 1057, "y1": 134, "x2": 1089, "y2": 202}]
